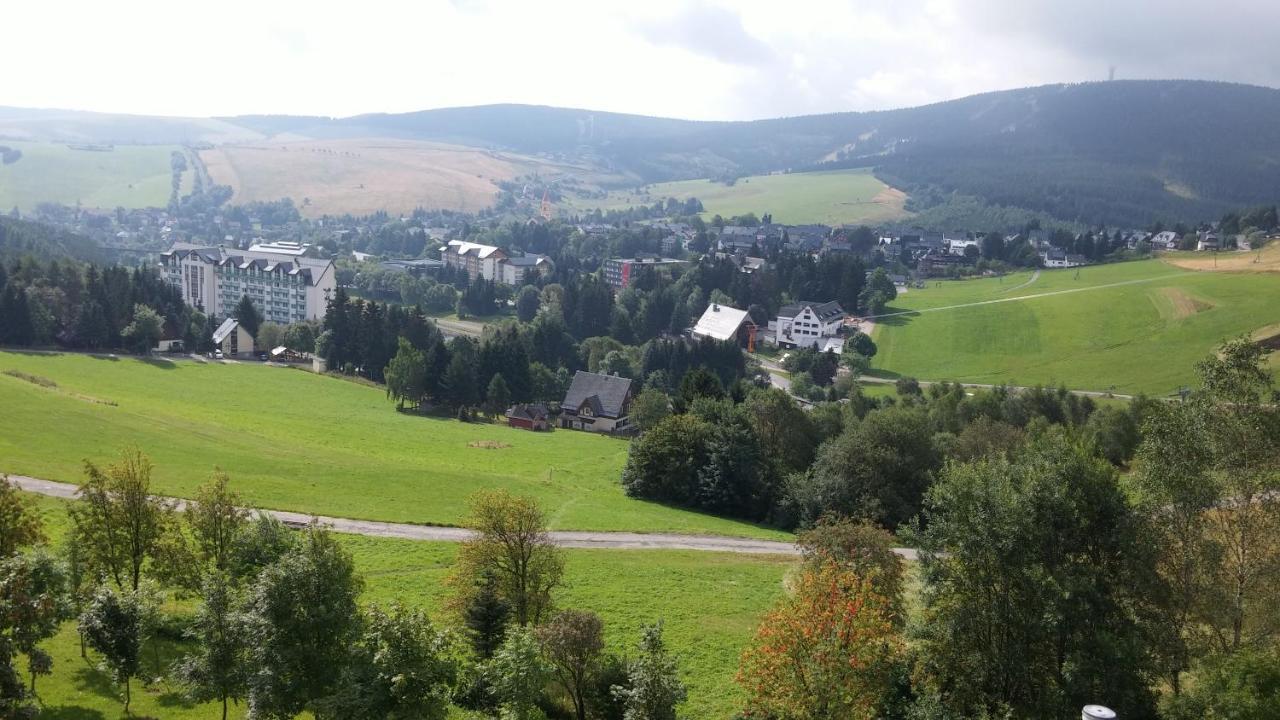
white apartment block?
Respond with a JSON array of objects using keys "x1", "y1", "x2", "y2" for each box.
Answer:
[
  {"x1": 440, "y1": 240, "x2": 552, "y2": 286},
  {"x1": 160, "y1": 242, "x2": 336, "y2": 325}
]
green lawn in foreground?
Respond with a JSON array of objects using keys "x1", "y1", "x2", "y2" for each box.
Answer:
[
  {"x1": 24, "y1": 494, "x2": 791, "y2": 720},
  {"x1": 0, "y1": 352, "x2": 787, "y2": 539},
  {"x1": 575, "y1": 168, "x2": 907, "y2": 226},
  {"x1": 0, "y1": 140, "x2": 186, "y2": 210},
  {"x1": 873, "y1": 259, "x2": 1280, "y2": 394}
]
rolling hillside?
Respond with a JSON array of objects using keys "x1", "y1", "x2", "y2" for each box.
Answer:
[
  {"x1": 0, "y1": 351, "x2": 785, "y2": 539},
  {"x1": 871, "y1": 258, "x2": 1280, "y2": 394},
  {"x1": 577, "y1": 168, "x2": 908, "y2": 225},
  {"x1": 5, "y1": 79, "x2": 1280, "y2": 224}
]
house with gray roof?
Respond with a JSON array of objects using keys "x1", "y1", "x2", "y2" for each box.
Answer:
[
  {"x1": 559, "y1": 371, "x2": 635, "y2": 433},
  {"x1": 773, "y1": 301, "x2": 846, "y2": 349}
]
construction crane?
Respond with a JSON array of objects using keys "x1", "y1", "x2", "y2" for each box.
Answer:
[{"x1": 539, "y1": 188, "x2": 553, "y2": 221}]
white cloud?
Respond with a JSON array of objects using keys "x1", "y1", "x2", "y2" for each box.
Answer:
[{"x1": 2, "y1": 0, "x2": 1275, "y2": 120}]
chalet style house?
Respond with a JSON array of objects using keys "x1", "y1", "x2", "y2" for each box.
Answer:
[
  {"x1": 774, "y1": 301, "x2": 846, "y2": 349},
  {"x1": 559, "y1": 371, "x2": 634, "y2": 433}
]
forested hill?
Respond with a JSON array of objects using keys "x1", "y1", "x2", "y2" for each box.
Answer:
[
  {"x1": 5, "y1": 80, "x2": 1280, "y2": 225},
  {"x1": 326, "y1": 81, "x2": 1280, "y2": 227},
  {"x1": 233, "y1": 81, "x2": 1280, "y2": 226}
]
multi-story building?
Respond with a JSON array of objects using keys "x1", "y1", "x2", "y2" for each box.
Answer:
[
  {"x1": 440, "y1": 240, "x2": 551, "y2": 286},
  {"x1": 500, "y1": 255, "x2": 553, "y2": 286},
  {"x1": 440, "y1": 240, "x2": 508, "y2": 281},
  {"x1": 773, "y1": 301, "x2": 845, "y2": 349},
  {"x1": 159, "y1": 241, "x2": 336, "y2": 325},
  {"x1": 602, "y1": 255, "x2": 687, "y2": 289}
]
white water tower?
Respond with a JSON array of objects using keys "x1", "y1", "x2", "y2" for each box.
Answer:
[{"x1": 1084, "y1": 705, "x2": 1116, "y2": 720}]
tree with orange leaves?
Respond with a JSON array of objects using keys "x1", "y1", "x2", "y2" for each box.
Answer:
[{"x1": 736, "y1": 560, "x2": 901, "y2": 720}]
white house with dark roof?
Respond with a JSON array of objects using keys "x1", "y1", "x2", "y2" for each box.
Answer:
[
  {"x1": 773, "y1": 301, "x2": 845, "y2": 349},
  {"x1": 160, "y1": 242, "x2": 335, "y2": 325},
  {"x1": 559, "y1": 371, "x2": 634, "y2": 433}
]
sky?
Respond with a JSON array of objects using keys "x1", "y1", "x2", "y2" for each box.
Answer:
[{"x1": 5, "y1": 0, "x2": 1279, "y2": 121}]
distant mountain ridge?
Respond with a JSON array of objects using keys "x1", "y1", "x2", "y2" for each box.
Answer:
[{"x1": 3, "y1": 80, "x2": 1279, "y2": 226}]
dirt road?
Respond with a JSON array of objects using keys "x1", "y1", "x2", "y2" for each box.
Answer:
[{"x1": 9, "y1": 475, "x2": 926, "y2": 558}]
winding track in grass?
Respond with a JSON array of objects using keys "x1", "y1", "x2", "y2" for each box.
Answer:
[{"x1": 11, "y1": 474, "x2": 924, "y2": 558}]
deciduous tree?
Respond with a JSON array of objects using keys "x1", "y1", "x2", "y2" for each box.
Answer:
[
  {"x1": 173, "y1": 573, "x2": 249, "y2": 720},
  {"x1": 69, "y1": 448, "x2": 172, "y2": 591},
  {"x1": 737, "y1": 561, "x2": 900, "y2": 720},
  {"x1": 450, "y1": 491, "x2": 564, "y2": 627},
  {"x1": 323, "y1": 603, "x2": 457, "y2": 720},
  {"x1": 0, "y1": 476, "x2": 43, "y2": 558},
  {"x1": 538, "y1": 609, "x2": 605, "y2": 720},
  {"x1": 242, "y1": 524, "x2": 364, "y2": 719},
  {"x1": 79, "y1": 584, "x2": 158, "y2": 714}
]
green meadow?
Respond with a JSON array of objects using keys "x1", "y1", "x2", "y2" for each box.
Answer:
[
  {"x1": 576, "y1": 168, "x2": 907, "y2": 225},
  {"x1": 872, "y1": 259, "x2": 1280, "y2": 395},
  {"x1": 0, "y1": 141, "x2": 188, "y2": 211},
  {"x1": 23, "y1": 494, "x2": 791, "y2": 720},
  {"x1": 0, "y1": 351, "x2": 786, "y2": 539}
]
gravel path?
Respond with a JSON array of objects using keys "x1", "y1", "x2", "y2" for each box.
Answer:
[{"x1": 8, "y1": 475, "x2": 927, "y2": 558}]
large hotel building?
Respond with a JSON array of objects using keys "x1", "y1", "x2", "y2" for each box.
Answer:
[{"x1": 160, "y1": 241, "x2": 336, "y2": 325}]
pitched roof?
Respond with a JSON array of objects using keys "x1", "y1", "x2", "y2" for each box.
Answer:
[
  {"x1": 692, "y1": 303, "x2": 753, "y2": 341},
  {"x1": 777, "y1": 301, "x2": 845, "y2": 323},
  {"x1": 561, "y1": 371, "x2": 633, "y2": 419},
  {"x1": 211, "y1": 318, "x2": 243, "y2": 344},
  {"x1": 504, "y1": 254, "x2": 550, "y2": 267},
  {"x1": 442, "y1": 240, "x2": 506, "y2": 260},
  {"x1": 162, "y1": 242, "x2": 331, "y2": 285},
  {"x1": 506, "y1": 403, "x2": 551, "y2": 421}
]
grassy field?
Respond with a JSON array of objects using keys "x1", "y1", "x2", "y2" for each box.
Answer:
[
  {"x1": 1163, "y1": 244, "x2": 1280, "y2": 273},
  {"x1": 0, "y1": 351, "x2": 785, "y2": 539},
  {"x1": 872, "y1": 259, "x2": 1280, "y2": 394},
  {"x1": 201, "y1": 139, "x2": 619, "y2": 218},
  {"x1": 573, "y1": 168, "x2": 908, "y2": 225},
  {"x1": 0, "y1": 141, "x2": 185, "y2": 211},
  {"x1": 24, "y1": 494, "x2": 791, "y2": 719}
]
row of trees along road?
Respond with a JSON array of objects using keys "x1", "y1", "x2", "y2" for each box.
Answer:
[{"x1": 0, "y1": 460, "x2": 688, "y2": 720}]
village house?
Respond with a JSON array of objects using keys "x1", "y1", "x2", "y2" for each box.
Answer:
[
  {"x1": 772, "y1": 301, "x2": 846, "y2": 350},
  {"x1": 691, "y1": 303, "x2": 757, "y2": 348},
  {"x1": 505, "y1": 403, "x2": 552, "y2": 431},
  {"x1": 1041, "y1": 248, "x2": 1088, "y2": 268},
  {"x1": 211, "y1": 318, "x2": 255, "y2": 359},
  {"x1": 1150, "y1": 231, "x2": 1181, "y2": 250},
  {"x1": 1196, "y1": 232, "x2": 1222, "y2": 252},
  {"x1": 559, "y1": 371, "x2": 634, "y2": 433}
]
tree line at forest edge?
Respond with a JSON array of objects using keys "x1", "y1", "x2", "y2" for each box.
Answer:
[{"x1": 0, "y1": 338, "x2": 1277, "y2": 719}]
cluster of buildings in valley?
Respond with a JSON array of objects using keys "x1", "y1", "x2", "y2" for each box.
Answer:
[{"x1": 689, "y1": 299, "x2": 855, "y2": 353}]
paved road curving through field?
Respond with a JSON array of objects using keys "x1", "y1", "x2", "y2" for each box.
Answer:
[{"x1": 7, "y1": 475, "x2": 920, "y2": 559}]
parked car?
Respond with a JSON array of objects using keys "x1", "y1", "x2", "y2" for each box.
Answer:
[{"x1": 214, "y1": 350, "x2": 224, "y2": 360}]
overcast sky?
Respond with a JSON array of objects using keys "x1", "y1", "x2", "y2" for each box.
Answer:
[{"x1": 6, "y1": 0, "x2": 1278, "y2": 121}]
